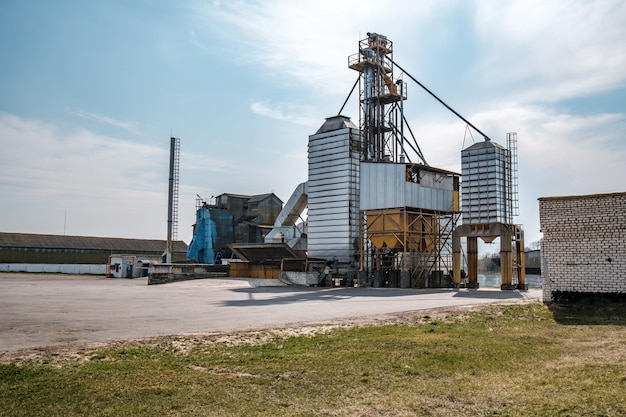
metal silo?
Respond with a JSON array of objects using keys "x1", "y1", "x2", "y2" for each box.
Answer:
[
  {"x1": 461, "y1": 138, "x2": 512, "y2": 225},
  {"x1": 453, "y1": 133, "x2": 526, "y2": 290},
  {"x1": 306, "y1": 115, "x2": 361, "y2": 266}
]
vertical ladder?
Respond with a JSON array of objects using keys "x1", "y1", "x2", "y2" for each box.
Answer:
[{"x1": 506, "y1": 132, "x2": 519, "y2": 224}]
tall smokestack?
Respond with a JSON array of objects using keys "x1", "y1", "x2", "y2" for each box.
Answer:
[{"x1": 165, "y1": 137, "x2": 180, "y2": 263}]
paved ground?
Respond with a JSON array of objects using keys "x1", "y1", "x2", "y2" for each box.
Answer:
[{"x1": 0, "y1": 273, "x2": 541, "y2": 351}]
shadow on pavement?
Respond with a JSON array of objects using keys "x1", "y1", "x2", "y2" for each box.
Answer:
[
  {"x1": 221, "y1": 286, "x2": 456, "y2": 307},
  {"x1": 220, "y1": 286, "x2": 531, "y2": 307},
  {"x1": 452, "y1": 289, "x2": 526, "y2": 300}
]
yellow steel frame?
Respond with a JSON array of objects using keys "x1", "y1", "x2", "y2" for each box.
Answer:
[
  {"x1": 452, "y1": 223, "x2": 526, "y2": 289},
  {"x1": 360, "y1": 207, "x2": 458, "y2": 284}
]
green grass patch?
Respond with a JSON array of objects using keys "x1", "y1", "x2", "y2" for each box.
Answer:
[{"x1": 1, "y1": 302, "x2": 625, "y2": 416}]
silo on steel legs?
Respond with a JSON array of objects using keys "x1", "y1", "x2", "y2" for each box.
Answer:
[{"x1": 453, "y1": 134, "x2": 527, "y2": 290}]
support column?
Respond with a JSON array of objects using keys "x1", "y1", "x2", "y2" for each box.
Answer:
[
  {"x1": 515, "y1": 226, "x2": 528, "y2": 290},
  {"x1": 373, "y1": 269, "x2": 383, "y2": 287},
  {"x1": 467, "y1": 236, "x2": 479, "y2": 289},
  {"x1": 452, "y1": 230, "x2": 462, "y2": 288},
  {"x1": 500, "y1": 226, "x2": 514, "y2": 290},
  {"x1": 357, "y1": 270, "x2": 368, "y2": 287},
  {"x1": 400, "y1": 270, "x2": 411, "y2": 288}
]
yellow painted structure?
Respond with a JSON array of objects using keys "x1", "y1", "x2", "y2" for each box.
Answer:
[
  {"x1": 365, "y1": 208, "x2": 438, "y2": 252},
  {"x1": 452, "y1": 223, "x2": 526, "y2": 290},
  {"x1": 228, "y1": 261, "x2": 280, "y2": 279},
  {"x1": 360, "y1": 207, "x2": 458, "y2": 287}
]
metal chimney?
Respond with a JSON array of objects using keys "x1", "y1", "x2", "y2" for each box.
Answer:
[{"x1": 165, "y1": 137, "x2": 180, "y2": 263}]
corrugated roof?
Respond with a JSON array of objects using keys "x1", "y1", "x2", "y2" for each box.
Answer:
[
  {"x1": 247, "y1": 193, "x2": 282, "y2": 204},
  {"x1": 219, "y1": 193, "x2": 252, "y2": 200},
  {"x1": 405, "y1": 162, "x2": 460, "y2": 176},
  {"x1": 229, "y1": 243, "x2": 301, "y2": 262},
  {"x1": 0, "y1": 232, "x2": 188, "y2": 252},
  {"x1": 217, "y1": 193, "x2": 282, "y2": 205},
  {"x1": 218, "y1": 193, "x2": 282, "y2": 204}
]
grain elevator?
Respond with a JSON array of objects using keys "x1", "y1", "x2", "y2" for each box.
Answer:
[
  {"x1": 304, "y1": 33, "x2": 461, "y2": 287},
  {"x1": 189, "y1": 32, "x2": 524, "y2": 290}
]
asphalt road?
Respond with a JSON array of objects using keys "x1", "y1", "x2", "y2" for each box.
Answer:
[{"x1": 0, "y1": 273, "x2": 541, "y2": 351}]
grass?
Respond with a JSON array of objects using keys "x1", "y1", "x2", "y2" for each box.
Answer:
[{"x1": 1, "y1": 302, "x2": 625, "y2": 416}]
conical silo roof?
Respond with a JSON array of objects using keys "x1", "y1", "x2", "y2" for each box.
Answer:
[
  {"x1": 315, "y1": 115, "x2": 358, "y2": 134},
  {"x1": 462, "y1": 138, "x2": 506, "y2": 152}
]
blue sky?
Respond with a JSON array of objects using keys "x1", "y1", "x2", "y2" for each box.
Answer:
[{"x1": 1, "y1": 0, "x2": 625, "y2": 249}]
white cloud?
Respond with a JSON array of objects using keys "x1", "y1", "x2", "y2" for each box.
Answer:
[
  {"x1": 189, "y1": 0, "x2": 440, "y2": 94},
  {"x1": 250, "y1": 100, "x2": 319, "y2": 126},
  {"x1": 182, "y1": 151, "x2": 233, "y2": 173},
  {"x1": 0, "y1": 112, "x2": 170, "y2": 238},
  {"x1": 66, "y1": 109, "x2": 146, "y2": 137},
  {"x1": 0, "y1": 112, "x2": 246, "y2": 242},
  {"x1": 473, "y1": 0, "x2": 626, "y2": 101},
  {"x1": 191, "y1": 0, "x2": 625, "y2": 110},
  {"x1": 0, "y1": 113, "x2": 164, "y2": 197}
]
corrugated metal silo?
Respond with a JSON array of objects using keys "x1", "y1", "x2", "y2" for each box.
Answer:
[
  {"x1": 453, "y1": 134, "x2": 526, "y2": 290},
  {"x1": 307, "y1": 115, "x2": 361, "y2": 265},
  {"x1": 461, "y1": 138, "x2": 511, "y2": 224}
]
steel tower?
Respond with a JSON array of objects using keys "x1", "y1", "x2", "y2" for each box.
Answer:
[{"x1": 349, "y1": 32, "x2": 414, "y2": 163}]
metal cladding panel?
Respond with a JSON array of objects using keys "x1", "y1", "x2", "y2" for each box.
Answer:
[
  {"x1": 308, "y1": 174, "x2": 358, "y2": 186},
  {"x1": 307, "y1": 232, "x2": 354, "y2": 241},
  {"x1": 309, "y1": 198, "x2": 351, "y2": 207},
  {"x1": 360, "y1": 163, "x2": 455, "y2": 211},
  {"x1": 360, "y1": 163, "x2": 403, "y2": 208},
  {"x1": 307, "y1": 209, "x2": 353, "y2": 219},
  {"x1": 308, "y1": 141, "x2": 352, "y2": 155},
  {"x1": 307, "y1": 124, "x2": 360, "y2": 264},
  {"x1": 307, "y1": 208, "x2": 352, "y2": 217},
  {"x1": 306, "y1": 219, "x2": 352, "y2": 228},
  {"x1": 309, "y1": 164, "x2": 353, "y2": 178},
  {"x1": 308, "y1": 238, "x2": 354, "y2": 248},
  {"x1": 403, "y1": 183, "x2": 455, "y2": 212},
  {"x1": 308, "y1": 154, "x2": 354, "y2": 167}
]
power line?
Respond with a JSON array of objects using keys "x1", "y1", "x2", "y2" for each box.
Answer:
[{"x1": 388, "y1": 57, "x2": 490, "y2": 141}]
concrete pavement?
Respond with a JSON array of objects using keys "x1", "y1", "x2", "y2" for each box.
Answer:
[{"x1": 0, "y1": 273, "x2": 541, "y2": 351}]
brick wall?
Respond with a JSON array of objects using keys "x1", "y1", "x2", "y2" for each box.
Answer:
[{"x1": 539, "y1": 192, "x2": 626, "y2": 302}]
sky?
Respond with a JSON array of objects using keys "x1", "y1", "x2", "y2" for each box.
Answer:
[{"x1": 1, "y1": 0, "x2": 625, "y2": 250}]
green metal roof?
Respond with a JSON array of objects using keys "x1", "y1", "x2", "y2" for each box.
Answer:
[{"x1": 0, "y1": 232, "x2": 188, "y2": 253}]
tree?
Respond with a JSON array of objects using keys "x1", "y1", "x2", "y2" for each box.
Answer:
[
  {"x1": 525, "y1": 239, "x2": 543, "y2": 252},
  {"x1": 478, "y1": 252, "x2": 499, "y2": 273}
]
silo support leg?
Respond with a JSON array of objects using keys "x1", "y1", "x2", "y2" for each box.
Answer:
[
  {"x1": 452, "y1": 231, "x2": 462, "y2": 288},
  {"x1": 358, "y1": 270, "x2": 369, "y2": 287},
  {"x1": 400, "y1": 270, "x2": 411, "y2": 288},
  {"x1": 516, "y1": 227, "x2": 528, "y2": 290},
  {"x1": 500, "y1": 227, "x2": 515, "y2": 290},
  {"x1": 373, "y1": 270, "x2": 383, "y2": 287},
  {"x1": 467, "y1": 237, "x2": 479, "y2": 289}
]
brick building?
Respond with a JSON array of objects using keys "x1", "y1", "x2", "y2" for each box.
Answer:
[{"x1": 538, "y1": 192, "x2": 626, "y2": 302}]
